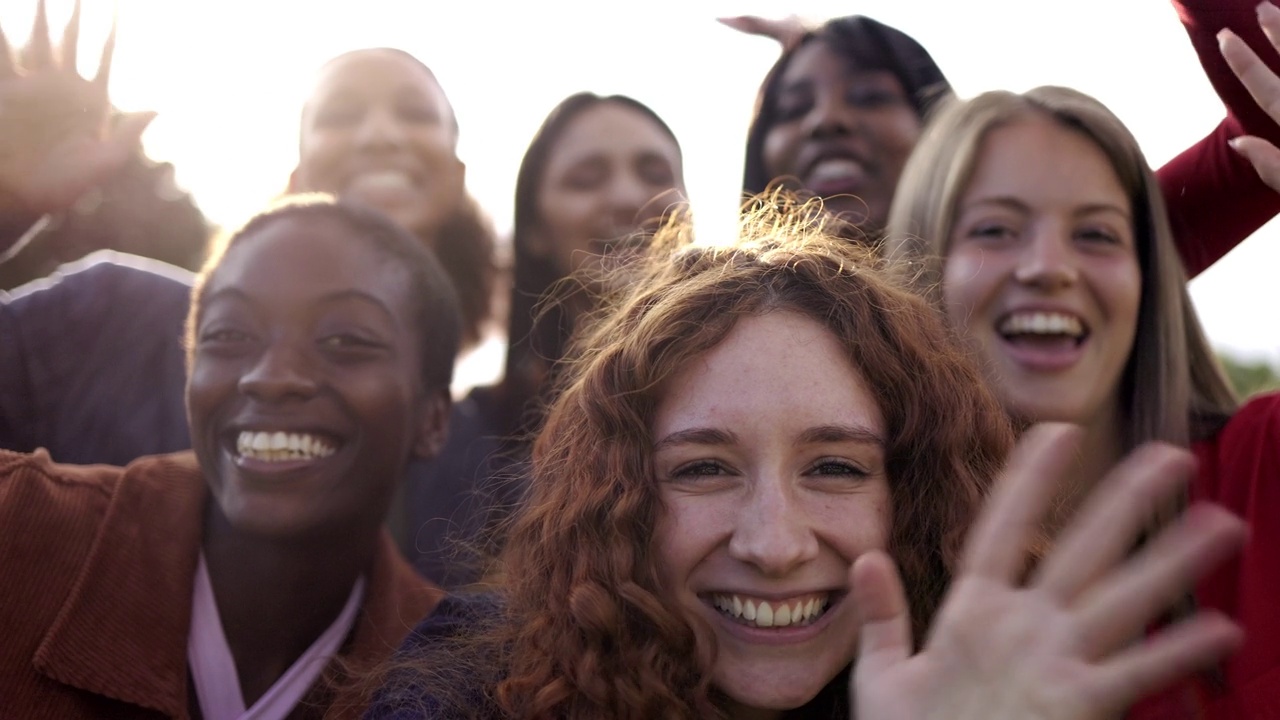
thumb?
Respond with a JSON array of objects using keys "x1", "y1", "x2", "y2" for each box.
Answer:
[
  {"x1": 1230, "y1": 135, "x2": 1280, "y2": 192},
  {"x1": 852, "y1": 550, "x2": 913, "y2": 674}
]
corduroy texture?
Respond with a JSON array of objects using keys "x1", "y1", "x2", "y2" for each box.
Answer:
[{"x1": 0, "y1": 449, "x2": 441, "y2": 720}]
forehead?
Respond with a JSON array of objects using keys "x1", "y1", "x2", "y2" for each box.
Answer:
[
  {"x1": 204, "y1": 215, "x2": 413, "y2": 317},
  {"x1": 963, "y1": 116, "x2": 1129, "y2": 208},
  {"x1": 545, "y1": 102, "x2": 680, "y2": 168},
  {"x1": 655, "y1": 311, "x2": 884, "y2": 436},
  {"x1": 307, "y1": 51, "x2": 453, "y2": 111}
]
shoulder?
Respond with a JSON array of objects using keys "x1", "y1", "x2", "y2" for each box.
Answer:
[
  {"x1": 402, "y1": 592, "x2": 503, "y2": 652},
  {"x1": 363, "y1": 593, "x2": 505, "y2": 720},
  {"x1": 1193, "y1": 392, "x2": 1280, "y2": 510},
  {"x1": 2, "y1": 251, "x2": 192, "y2": 331}
]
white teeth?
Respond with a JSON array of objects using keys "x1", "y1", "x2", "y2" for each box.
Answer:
[
  {"x1": 807, "y1": 157, "x2": 866, "y2": 185},
  {"x1": 346, "y1": 170, "x2": 415, "y2": 194},
  {"x1": 756, "y1": 602, "x2": 774, "y2": 628},
  {"x1": 235, "y1": 431, "x2": 336, "y2": 462},
  {"x1": 709, "y1": 593, "x2": 832, "y2": 628},
  {"x1": 999, "y1": 311, "x2": 1084, "y2": 338}
]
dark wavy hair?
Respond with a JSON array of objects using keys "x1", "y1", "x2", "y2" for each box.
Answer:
[
  {"x1": 374, "y1": 195, "x2": 1013, "y2": 719},
  {"x1": 498, "y1": 91, "x2": 684, "y2": 435},
  {"x1": 185, "y1": 194, "x2": 462, "y2": 392},
  {"x1": 742, "y1": 15, "x2": 952, "y2": 197}
]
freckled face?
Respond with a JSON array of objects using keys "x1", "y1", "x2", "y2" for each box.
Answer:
[{"x1": 653, "y1": 310, "x2": 890, "y2": 715}]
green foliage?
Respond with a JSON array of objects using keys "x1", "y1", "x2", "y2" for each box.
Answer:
[{"x1": 1217, "y1": 353, "x2": 1280, "y2": 398}]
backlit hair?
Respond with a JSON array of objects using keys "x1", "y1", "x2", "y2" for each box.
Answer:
[{"x1": 377, "y1": 195, "x2": 1013, "y2": 719}]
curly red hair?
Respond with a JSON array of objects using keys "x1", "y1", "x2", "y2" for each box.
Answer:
[{"x1": 378, "y1": 196, "x2": 1013, "y2": 719}]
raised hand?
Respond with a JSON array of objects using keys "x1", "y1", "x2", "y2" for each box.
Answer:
[
  {"x1": 1220, "y1": 2, "x2": 1280, "y2": 191},
  {"x1": 0, "y1": 0, "x2": 153, "y2": 221},
  {"x1": 716, "y1": 15, "x2": 810, "y2": 49},
  {"x1": 851, "y1": 424, "x2": 1246, "y2": 720}
]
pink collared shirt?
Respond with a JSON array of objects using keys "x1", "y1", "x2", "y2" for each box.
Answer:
[{"x1": 187, "y1": 554, "x2": 366, "y2": 720}]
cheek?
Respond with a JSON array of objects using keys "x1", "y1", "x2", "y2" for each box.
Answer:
[
  {"x1": 875, "y1": 111, "x2": 923, "y2": 163},
  {"x1": 760, "y1": 124, "x2": 796, "y2": 179},
  {"x1": 654, "y1": 496, "x2": 725, "y2": 585},
  {"x1": 942, "y1": 248, "x2": 1001, "y2": 328}
]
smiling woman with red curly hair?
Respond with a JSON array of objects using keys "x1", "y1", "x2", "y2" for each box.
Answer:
[{"x1": 362, "y1": 197, "x2": 1246, "y2": 720}]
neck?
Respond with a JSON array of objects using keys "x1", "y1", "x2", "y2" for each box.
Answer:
[
  {"x1": 1040, "y1": 405, "x2": 1126, "y2": 538},
  {"x1": 200, "y1": 507, "x2": 378, "y2": 705}
]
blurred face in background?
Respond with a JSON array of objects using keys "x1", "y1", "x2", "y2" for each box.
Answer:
[
  {"x1": 293, "y1": 50, "x2": 465, "y2": 240},
  {"x1": 530, "y1": 100, "x2": 684, "y2": 281},
  {"x1": 761, "y1": 40, "x2": 921, "y2": 230}
]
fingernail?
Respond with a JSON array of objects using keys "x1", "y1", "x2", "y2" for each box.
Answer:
[
  {"x1": 1229, "y1": 137, "x2": 1247, "y2": 154},
  {"x1": 1260, "y1": 2, "x2": 1280, "y2": 21},
  {"x1": 1218, "y1": 28, "x2": 1236, "y2": 50}
]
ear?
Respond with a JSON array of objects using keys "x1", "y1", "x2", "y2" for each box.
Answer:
[
  {"x1": 286, "y1": 167, "x2": 302, "y2": 194},
  {"x1": 411, "y1": 389, "x2": 452, "y2": 460}
]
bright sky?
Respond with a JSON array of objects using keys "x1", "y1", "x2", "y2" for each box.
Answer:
[{"x1": 5, "y1": 0, "x2": 1277, "y2": 375}]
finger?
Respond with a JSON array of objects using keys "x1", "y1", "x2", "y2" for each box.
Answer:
[
  {"x1": 27, "y1": 0, "x2": 55, "y2": 70},
  {"x1": 1259, "y1": 2, "x2": 1280, "y2": 52},
  {"x1": 0, "y1": 21, "x2": 16, "y2": 78},
  {"x1": 1088, "y1": 611, "x2": 1241, "y2": 712},
  {"x1": 1074, "y1": 504, "x2": 1245, "y2": 658},
  {"x1": 62, "y1": 0, "x2": 82, "y2": 71},
  {"x1": 851, "y1": 551, "x2": 913, "y2": 673},
  {"x1": 92, "y1": 12, "x2": 115, "y2": 91},
  {"x1": 1032, "y1": 443, "x2": 1193, "y2": 599},
  {"x1": 1230, "y1": 135, "x2": 1280, "y2": 189},
  {"x1": 961, "y1": 423, "x2": 1081, "y2": 582},
  {"x1": 1219, "y1": 28, "x2": 1280, "y2": 124}
]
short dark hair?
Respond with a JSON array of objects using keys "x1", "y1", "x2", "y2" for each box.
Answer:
[{"x1": 186, "y1": 194, "x2": 463, "y2": 390}]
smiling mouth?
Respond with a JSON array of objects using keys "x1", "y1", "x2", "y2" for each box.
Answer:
[
  {"x1": 997, "y1": 310, "x2": 1089, "y2": 349},
  {"x1": 234, "y1": 430, "x2": 338, "y2": 463},
  {"x1": 704, "y1": 592, "x2": 833, "y2": 629}
]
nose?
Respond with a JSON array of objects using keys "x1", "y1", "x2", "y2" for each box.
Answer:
[
  {"x1": 805, "y1": 93, "x2": 858, "y2": 140},
  {"x1": 354, "y1": 106, "x2": 406, "y2": 151},
  {"x1": 727, "y1": 475, "x2": 820, "y2": 577},
  {"x1": 607, "y1": 171, "x2": 655, "y2": 231},
  {"x1": 1014, "y1": 225, "x2": 1079, "y2": 291},
  {"x1": 237, "y1": 340, "x2": 318, "y2": 403}
]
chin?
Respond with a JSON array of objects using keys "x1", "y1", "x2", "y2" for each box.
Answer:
[{"x1": 714, "y1": 670, "x2": 832, "y2": 715}]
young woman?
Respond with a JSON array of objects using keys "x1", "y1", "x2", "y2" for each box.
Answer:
[
  {"x1": 740, "y1": 2, "x2": 1280, "y2": 279},
  {"x1": 401, "y1": 91, "x2": 686, "y2": 585},
  {"x1": 0, "y1": 8, "x2": 496, "y2": 467},
  {"x1": 0, "y1": 196, "x2": 460, "y2": 718},
  {"x1": 884, "y1": 81, "x2": 1280, "y2": 719},
  {"x1": 365, "y1": 202, "x2": 1243, "y2": 719}
]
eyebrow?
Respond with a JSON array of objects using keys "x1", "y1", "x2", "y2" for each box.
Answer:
[
  {"x1": 200, "y1": 287, "x2": 397, "y2": 324},
  {"x1": 964, "y1": 196, "x2": 1131, "y2": 220},
  {"x1": 653, "y1": 423, "x2": 884, "y2": 451}
]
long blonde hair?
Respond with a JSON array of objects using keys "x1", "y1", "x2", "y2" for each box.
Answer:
[{"x1": 884, "y1": 86, "x2": 1237, "y2": 450}]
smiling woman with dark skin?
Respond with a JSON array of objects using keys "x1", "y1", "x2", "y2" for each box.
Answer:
[
  {"x1": 0, "y1": 195, "x2": 460, "y2": 719},
  {"x1": 738, "y1": 5, "x2": 1280, "y2": 280}
]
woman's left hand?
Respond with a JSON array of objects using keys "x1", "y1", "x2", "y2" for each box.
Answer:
[{"x1": 850, "y1": 424, "x2": 1246, "y2": 720}]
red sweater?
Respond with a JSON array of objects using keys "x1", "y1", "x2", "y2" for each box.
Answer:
[
  {"x1": 1162, "y1": 0, "x2": 1280, "y2": 279},
  {"x1": 1130, "y1": 393, "x2": 1280, "y2": 719}
]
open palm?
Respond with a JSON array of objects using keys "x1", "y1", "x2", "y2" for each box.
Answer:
[
  {"x1": 0, "y1": 0, "x2": 153, "y2": 219},
  {"x1": 852, "y1": 425, "x2": 1245, "y2": 720}
]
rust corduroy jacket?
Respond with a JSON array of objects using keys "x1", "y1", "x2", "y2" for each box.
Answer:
[{"x1": 0, "y1": 449, "x2": 443, "y2": 719}]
